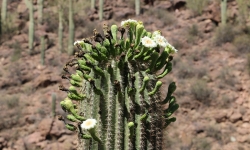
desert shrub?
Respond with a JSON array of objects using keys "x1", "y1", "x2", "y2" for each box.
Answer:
[
  {"x1": 0, "y1": 13, "x2": 17, "y2": 43},
  {"x1": 191, "y1": 79, "x2": 211, "y2": 103},
  {"x1": 214, "y1": 24, "x2": 235, "y2": 46},
  {"x1": 176, "y1": 61, "x2": 195, "y2": 79},
  {"x1": 9, "y1": 41, "x2": 22, "y2": 62},
  {"x1": 206, "y1": 125, "x2": 222, "y2": 141},
  {"x1": 218, "y1": 67, "x2": 238, "y2": 87},
  {"x1": 146, "y1": 9, "x2": 175, "y2": 26},
  {"x1": 186, "y1": 0, "x2": 209, "y2": 16},
  {"x1": 236, "y1": 0, "x2": 250, "y2": 25},
  {"x1": 233, "y1": 34, "x2": 250, "y2": 53},
  {"x1": 4, "y1": 95, "x2": 19, "y2": 109},
  {"x1": 194, "y1": 138, "x2": 211, "y2": 150},
  {"x1": 247, "y1": 53, "x2": 250, "y2": 74}
]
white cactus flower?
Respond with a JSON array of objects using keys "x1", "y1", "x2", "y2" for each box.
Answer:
[
  {"x1": 141, "y1": 36, "x2": 157, "y2": 48},
  {"x1": 74, "y1": 40, "x2": 83, "y2": 46},
  {"x1": 168, "y1": 44, "x2": 178, "y2": 53},
  {"x1": 153, "y1": 35, "x2": 169, "y2": 47},
  {"x1": 121, "y1": 19, "x2": 138, "y2": 27},
  {"x1": 152, "y1": 30, "x2": 161, "y2": 37},
  {"x1": 81, "y1": 119, "x2": 97, "y2": 130}
]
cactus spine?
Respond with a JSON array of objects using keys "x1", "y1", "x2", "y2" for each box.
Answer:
[
  {"x1": 38, "y1": 0, "x2": 44, "y2": 24},
  {"x1": 221, "y1": 0, "x2": 227, "y2": 26},
  {"x1": 59, "y1": 20, "x2": 178, "y2": 150},
  {"x1": 91, "y1": 0, "x2": 95, "y2": 9},
  {"x1": 99, "y1": 0, "x2": 103, "y2": 20},
  {"x1": 135, "y1": 0, "x2": 140, "y2": 15},
  {"x1": 68, "y1": 0, "x2": 75, "y2": 55},
  {"x1": 58, "y1": 2, "x2": 64, "y2": 53},
  {"x1": 40, "y1": 35, "x2": 45, "y2": 65},
  {"x1": 25, "y1": 0, "x2": 34, "y2": 55}
]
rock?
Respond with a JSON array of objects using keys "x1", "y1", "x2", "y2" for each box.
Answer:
[
  {"x1": 24, "y1": 132, "x2": 44, "y2": 145},
  {"x1": 229, "y1": 111, "x2": 242, "y2": 123},
  {"x1": 37, "y1": 118, "x2": 53, "y2": 137},
  {"x1": 113, "y1": 8, "x2": 134, "y2": 20},
  {"x1": 25, "y1": 115, "x2": 37, "y2": 124},
  {"x1": 214, "y1": 110, "x2": 227, "y2": 123},
  {"x1": 154, "y1": 1, "x2": 172, "y2": 10}
]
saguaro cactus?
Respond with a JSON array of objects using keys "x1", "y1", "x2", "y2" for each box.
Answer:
[
  {"x1": 25, "y1": 0, "x2": 34, "y2": 55},
  {"x1": 58, "y1": 2, "x2": 64, "y2": 53},
  {"x1": 135, "y1": 0, "x2": 140, "y2": 16},
  {"x1": 38, "y1": 0, "x2": 44, "y2": 24},
  {"x1": 68, "y1": 0, "x2": 75, "y2": 55},
  {"x1": 59, "y1": 19, "x2": 178, "y2": 150},
  {"x1": 91, "y1": 0, "x2": 95, "y2": 9},
  {"x1": 99, "y1": 0, "x2": 103, "y2": 20},
  {"x1": 221, "y1": 0, "x2": 227, "y2": 26},
  {"x1": 40, "y1": 35, "x2": 45, "y2": 65},
  {"x1": 1, "y1": 0, "x2": 7, "y2": 25}
]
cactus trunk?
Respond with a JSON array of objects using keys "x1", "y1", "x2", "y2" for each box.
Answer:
[
  {"x1": 135, "y1": 0, "x2": 140, "y2": 16},
  {"x1": 91, "y1": 0, "x2": 95, "y2": 9},
  {"x1": 59, "y1": 20, "x2": 178, "y2": 150},
  {"x1": 25, "y1": 0, "x2": 34, "y2": 55},
  {"x1": 99, "y1": 0, "x2": 103, "y2": 20},
  {"x1": 221, "y1": 0, "x2": 227, "y2": 26},
  {"x1": 58, "y1": 3, "x2": 64, "y2": 53},
  {"x1": 38, "y1": 0, "x2": 44, "y2": 24},
  {"x1": 68, "y1": 0, "x2": 75, "y2": 55},
  {"x1": 40, "y1": 35, "x2": 45, "y2": 65},
  {"x1": 1, "y1": 0, "x2": 7, "y2": 24}
]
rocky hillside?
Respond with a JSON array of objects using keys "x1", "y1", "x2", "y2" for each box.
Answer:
[{"x1": 0, "y1": 0, "x2": 250, "y2": 149}]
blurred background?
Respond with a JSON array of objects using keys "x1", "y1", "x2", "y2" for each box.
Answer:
[{"x1": 0, "y1": 0, "x2": 250, "y2": 149}]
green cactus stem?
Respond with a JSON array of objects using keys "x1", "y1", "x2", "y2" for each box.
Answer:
[
  {"x1": 59, "y1": 19, "x2": 178, "y2": 150},
  {"x1": 99, "y1": 0, "x2": 103, "y2": 20},
  {"x1": 91, "y1": 0, "x2": 95, "y2": 9},
  {"x1": 221, "y1": 0, "x2": 227, "y2": 26},
  {"x1": 58, "y1": 2, "x2": 64, "y2": 53},
  {"x1": 135, "y1": 0, "x2": 140, "y2": 16},
  {"x1": 25, "y1": 0, "x2": 34, "y2": 55},
  {"x1": 38, "y1": 0, "x2": 44, "y2": 24},
  {"x1": 52, "y1": 93, "x2": 57, "y2": 117},
  {"x1": 40, "y1": 35, "x2": 45, "y2": 65},
  {"x1": 68, "y1": 0, "x2": 75, "y2": 55},
  {"x1": 1, "y1": 0, "x2": 7, "y2": 24}
]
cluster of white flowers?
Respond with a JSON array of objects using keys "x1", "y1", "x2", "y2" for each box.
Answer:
[
  {"x1": 141, "y1": 36, "x2": 157, "y2": 48},
  {"x1": 81, "y1": 119, "x2": 97, "y2": 130},
  {"x1": 121, "y1": 19, "x2": 138, "y2": 27},
  {"x1": 141, "y1": 30, "x2": 177, "y2": 53}
]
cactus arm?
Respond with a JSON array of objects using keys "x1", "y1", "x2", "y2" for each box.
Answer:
[
  {"x1": 221, "y1": 0, "x2": 227, "y2": 26},
  {"x1": 99, "y1": 0, "x2": 103, "y2": 21},
  {"x1": 91, "y1": 0, "x2": 95, "y2": 9},
  {"x1": 38, "y1": 0, "x2": 44, "y2": 24},
  {"x1": 135, "y1": 0, "x2": 140, "y2": 15},
  {"x1": 25, "y1": 0, "x2": 34, "y2": 55},
  {"x1": 68, "y1": 0, "x2": 75, "y2": 55},
  {"x1": 40, "y1": 36, "x2": 45, "y2": 65},
  {"x1": 1, "y1": 0, "x2": 7, "y2": 23},
  {"x1": 58, "y1": 3, "x2": 64, "y2": 52}
]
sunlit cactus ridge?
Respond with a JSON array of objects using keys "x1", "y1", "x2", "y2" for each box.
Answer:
[{"x1": 59, "y1": 19, "x2": 179, "y2": 150}]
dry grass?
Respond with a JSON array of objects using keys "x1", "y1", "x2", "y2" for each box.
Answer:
[
  {"x1": 186, "y1": 0, "x2": 209, "y2": 16},
  {"x1": 213, "y1": 25, "x2": 235, "y2": 46}
]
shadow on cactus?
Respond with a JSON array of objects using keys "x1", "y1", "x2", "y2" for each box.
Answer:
[{"x1": 59, "y1": 19, "x2": 179, "y2": 150}]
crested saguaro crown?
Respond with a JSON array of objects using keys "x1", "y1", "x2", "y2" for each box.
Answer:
[{"x1": 59, "y1": 19, "x2": 179, "y2": 150}]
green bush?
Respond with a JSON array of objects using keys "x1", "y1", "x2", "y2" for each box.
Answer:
[{"x1": 186, "y1": 0, "x2": 209, "y2": 15}]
